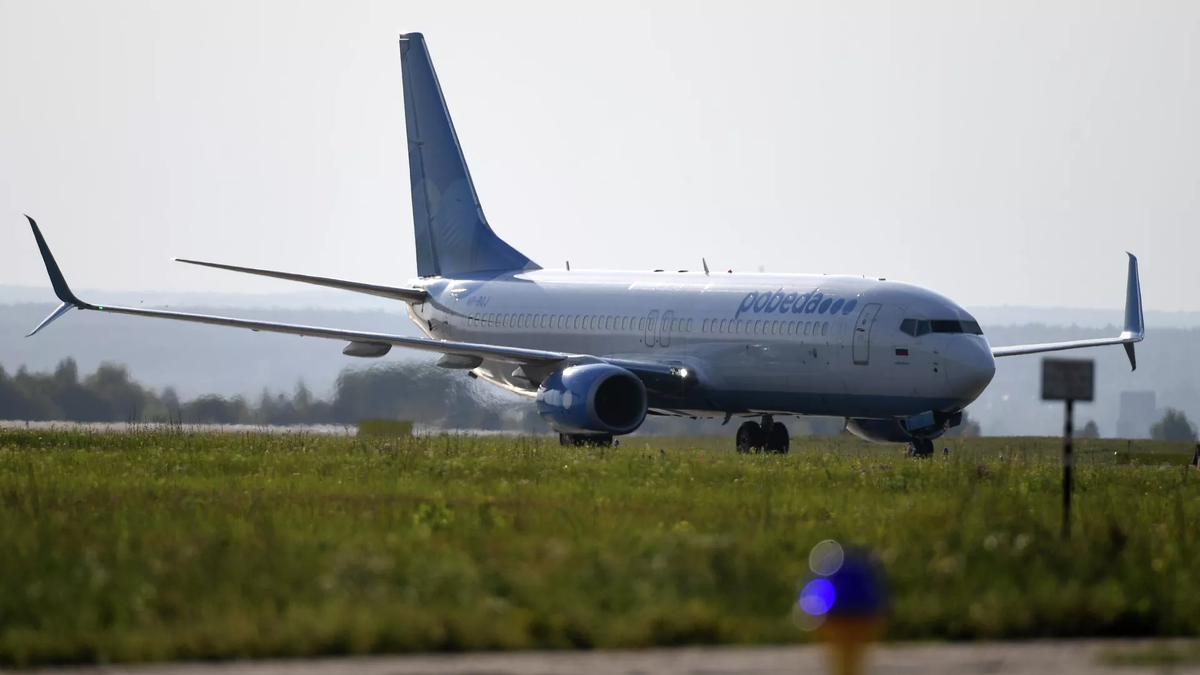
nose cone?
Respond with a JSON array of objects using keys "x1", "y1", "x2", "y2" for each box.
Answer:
[{"x1": 945, "y1": 336, "x2": 995, "y2": 403}]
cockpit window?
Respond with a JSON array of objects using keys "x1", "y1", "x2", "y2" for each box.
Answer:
[
  {"x1": 899, "y1": 319, "x2": 932, "y2": 337},
  {"x1": 902, "y1": 318, "x2": 982, "y2": 336},
  {"x1": 931, "y1": 319, "x2": 983, "y2": 335}
]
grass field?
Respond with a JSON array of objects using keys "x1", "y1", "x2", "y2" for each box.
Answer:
[{"x1": 1, "y1": 428, "x2": 1197, "y2": 667}]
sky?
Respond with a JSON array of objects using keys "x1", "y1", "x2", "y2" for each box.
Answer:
[{"x1": 2, "y1": 1, "x2": 1198, "y2": 312}]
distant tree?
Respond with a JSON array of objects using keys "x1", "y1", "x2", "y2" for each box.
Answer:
[
  {"x1": 1078, "y1": 420, "x2": 1101, "y2": 439},
  {"x1": 1150, "y1": 408, "x2": 1198, "y2": 441},
  {"x1": 944, "y1": 410, "x2": 982, "y2": 438}
]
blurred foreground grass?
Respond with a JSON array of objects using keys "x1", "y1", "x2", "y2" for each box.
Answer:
[{"x1": 1, "y1": 429, "x2": 1197, "y2": 666}]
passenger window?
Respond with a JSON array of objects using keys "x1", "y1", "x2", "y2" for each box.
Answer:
[
  {"x1": 686, "y1": 319, "x2": 693, "y2": 332},
  {"x1": 822, "y1": 322, "x2": 829, "y2": 336},
  {"x1": 638, "y1": 317, "x2": 646, "y2": 331},
  {"x1": 573, "y1": 316, "x2": 581, "y2": 329},
  {"x1": 772, "y1": 321, "x2": 779, "y2": 335},
  {"x1": 702, "y1": 318, "x2": 710, "y2": 332}
]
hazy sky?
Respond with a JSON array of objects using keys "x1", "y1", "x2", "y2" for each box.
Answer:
[{"x1": 2, "y1": 1, "x2": 1197, "y2": 312}]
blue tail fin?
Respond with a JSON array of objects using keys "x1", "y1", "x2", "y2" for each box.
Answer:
[{"x1": 399, "y1": 33, "x2": 538, "y2": 278}]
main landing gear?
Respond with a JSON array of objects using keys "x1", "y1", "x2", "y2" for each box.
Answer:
[
  {"x1": 559, "y1": 433, "x2": 613, "y2": 448},
  {"x1": 906, "y1": 438, "x2": 935, "y2": 458},
  {"x1": 735, "y1": 415, "x2": 790, "y2": 454}
]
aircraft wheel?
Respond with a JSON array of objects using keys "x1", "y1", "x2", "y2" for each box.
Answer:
[
  {"x1": 909, "y1": 438, "x2": 934, "y2": 458},
  {"x1": 736, "y1": 421, "x2": 762, "y2": 454},
  {"x1": 767, "y1": 422, "x2": 790, "y2": 454},
  {"x1": 562, "y1": 433, "x2": 613, "y2": 448}
]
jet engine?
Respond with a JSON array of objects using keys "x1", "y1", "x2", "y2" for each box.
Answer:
[{"x1": 536, "y1": 363, "x2": 647, "y2": 435}]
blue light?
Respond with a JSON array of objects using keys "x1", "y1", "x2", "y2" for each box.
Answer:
[{"x1": 798, "y1": 578, "x2": 836, "y2": 616}]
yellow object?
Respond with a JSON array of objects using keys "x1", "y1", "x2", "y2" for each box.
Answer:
[{"x1": 817, "y1": 616, "x2": 885, "y2": 675}]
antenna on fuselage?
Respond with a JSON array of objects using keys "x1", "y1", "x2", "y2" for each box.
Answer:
[
  {"x1": 566, "y1": 261, "x2": 570, "y2": 271},
  {"x1": 702, "y1": 258, "x2": 709, "y2": 276}
]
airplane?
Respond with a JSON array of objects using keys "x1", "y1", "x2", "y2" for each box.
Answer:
[{"x1": 23, "y1": 32, "x2": 1144, "y2": 456}]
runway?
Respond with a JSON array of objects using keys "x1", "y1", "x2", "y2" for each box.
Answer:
[{"x1": 17, "y1": 641, "x2": 1198, "y2": 675}]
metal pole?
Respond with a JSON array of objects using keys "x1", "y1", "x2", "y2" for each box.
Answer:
[{"x1": 1063, "y1": 398, "x2": 1074, "y2": 539}]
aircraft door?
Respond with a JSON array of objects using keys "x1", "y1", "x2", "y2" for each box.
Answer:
[
  {"x1": 852, "y1": 303, "x2": 882, "y2": 365},
  {"x1": 659, "y1": 310, "x2": 674, "y2": 348},
  {"x1": 644, "y1": 310, "x2": 659, "y2": 347}
]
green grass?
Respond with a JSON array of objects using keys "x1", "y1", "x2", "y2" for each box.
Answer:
[{"x1": 0, "y1": 429, "x2": 1197, "y2": 666}]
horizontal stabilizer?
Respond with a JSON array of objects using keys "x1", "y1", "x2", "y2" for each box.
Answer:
[{"x1": 175, "y1": 258, "x2": 427, "y2": 303}]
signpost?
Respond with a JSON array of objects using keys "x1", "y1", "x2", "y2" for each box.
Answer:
[{"x1": 1041, "y1": 358, "x2": 1095, "y2": 539}]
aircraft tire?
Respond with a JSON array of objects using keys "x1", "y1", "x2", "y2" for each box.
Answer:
[
  {"x1": 736, "y1": 421, "x2": 762, "y2": 454},
  {"x1": 767, "y1": 422, "x2": 790, "y2": 454},
  {"x1": 561, "y1": 433, "x2": 613, "y2": 448},
  {"x1": 910, "y1": 438, "x2": 935, "y2": 458}
]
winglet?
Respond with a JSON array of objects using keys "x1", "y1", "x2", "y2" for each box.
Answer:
[
  {"x1": 1122, "y1": 252, "x2": 1143, "y2": 371},
  {"x1": 1123, "y1": 253, "x2": 1143, "y2": 339},
  {"x1": 25, "y1": 216, "x2": 94, "y2": 336},
  {"x1": 27, "y1": 216, "x2": 86, "y2": 307}
]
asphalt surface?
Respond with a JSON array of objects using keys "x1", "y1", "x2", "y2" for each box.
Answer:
[{"x1": 15, "y1": 641, "x2": 1199, "y2": 675}]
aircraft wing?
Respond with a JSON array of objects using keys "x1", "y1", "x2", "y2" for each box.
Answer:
[
  {"x1": 174, "y1": 258, "x2": 427, "y2": 303},
  {"x1": 25, "y1": 217, "x2": 706, "y2": 396},
  {"x1": 24, "y1": 217, "x2": 563, "y2": 367},
  {"x1": 989, "y1": 253, "x2": 1145, "y2": 370}
]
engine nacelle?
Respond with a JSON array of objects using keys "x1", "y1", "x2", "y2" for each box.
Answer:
[
  {"x1": 846, "y1": 411, "x2": 963, "y2": 443},
  {"x1": 536, "y1": 363, "x2": 647, "y2": 435}
]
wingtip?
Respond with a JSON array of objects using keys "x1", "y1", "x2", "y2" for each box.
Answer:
[{"x1": 26, "y1": 218, "x2": 89, "y2": 310}]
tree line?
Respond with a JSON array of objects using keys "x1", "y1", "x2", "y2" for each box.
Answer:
[
  {"x1": 0, "y1": 358, "x2": 514, "y2": 430},
  {"x1": 0, "y1": 358, "x2": 844, "y2": 436}
]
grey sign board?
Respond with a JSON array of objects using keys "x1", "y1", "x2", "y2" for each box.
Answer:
[{"x1": 1041, "y1": 358, "x2": 1095, "y2": 402}]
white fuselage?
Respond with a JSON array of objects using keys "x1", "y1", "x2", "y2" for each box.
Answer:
[{"x1": 406, "y1": 269, "x2": 996, "y2": 421}]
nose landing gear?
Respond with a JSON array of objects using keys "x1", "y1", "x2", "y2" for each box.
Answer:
[
  {"x1": 735, "y1": 415, "x2": 790, "y2": 454},
  {"x1": 906, "y1": 438, "x2": 935, "y2": 458}
]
